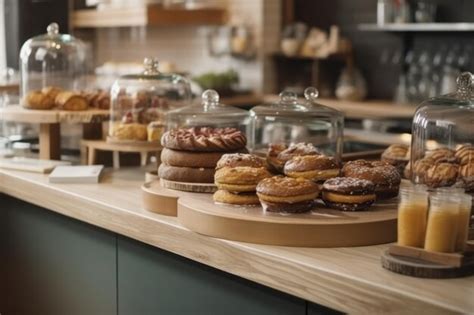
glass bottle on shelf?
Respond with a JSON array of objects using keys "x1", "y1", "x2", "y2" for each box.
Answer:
[
  {"x1": 249, "y1": 87, "x2": 344, "y2": 164},
  {"x1": 108, "y1": 57, "x2": 191, "y2": 143}
]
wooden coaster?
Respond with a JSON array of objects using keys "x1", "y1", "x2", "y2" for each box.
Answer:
[
  {"x1": 160, "y1": 178, "x2": 217, "y2": 193},
  {"x1": 177, "y1": 194, "x2": 398, "y2": 247},
  {"x1": 381, "y1": 250, "x2": 474, "y2": 279}
]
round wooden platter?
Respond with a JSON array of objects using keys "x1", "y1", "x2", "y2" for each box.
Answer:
[
  {"x1": 106, "y1": 136, "x2": 161, "y2": 149},
  {"x1": 177, "y1": 194, "x2": 398, "y2": 247},
  {"x1": 141, "y1": 179, "x2": 216, "y2": 216},
  {"x1": 381, "y1": 250, "x2": 474, "y2": 279},
  {"x1": 160, "y1": 178, "x2": 217, "y2": 193}
]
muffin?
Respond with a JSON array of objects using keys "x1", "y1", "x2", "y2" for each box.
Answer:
[
  {"x1": 322, "y1": 177, "x2": 376, "y2": 211},
  {"x1": 342, "y1": 160, "x2": 401, "y2": 199},
  {"x1": 256, "y1": 176, "x2": 319, "y2": 213},
  {"x1": 284, "y1": 155, "x2": 339, "y2": 182},
  {"x1": 381, "y1": 144, "x2": 410, "y2": 175}
]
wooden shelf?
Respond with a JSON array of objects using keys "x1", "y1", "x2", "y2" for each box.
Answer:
[
  {"x1": 357, "y1": 23, "x2": 474, "y2": 32},
  {"x1": 72, "y1": 5, "x2": 227, "y2": 28}
]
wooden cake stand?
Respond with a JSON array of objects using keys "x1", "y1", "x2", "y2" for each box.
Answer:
[
  {"x1": 0, "y1": 105, "x2": 109, "y2": 160},
  {"x1": 177, "y1": 194, "x2": 398, "y2": 247}
]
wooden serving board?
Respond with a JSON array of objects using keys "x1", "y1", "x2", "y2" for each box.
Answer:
[
  {"x1": 177, "y1": 194, "x2": 398, "y2": 247},
  {"x1": 381, "y1": 250, "x2": 474, "y2": 278},
  {"x1": 0, "y1": 105, "x2": 109, "y2": 123}
]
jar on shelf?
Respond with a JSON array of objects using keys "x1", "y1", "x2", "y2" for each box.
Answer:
[
  {"x1": 108, "y1": 57, "x2": 191, "y2": 143},
  {"x1": 248, "y1": 87, "x2": 344, "y2": 163},
  {"x1": 20, "y1": 22, "x2": 87, "y2": 108},
  {"x1": 164, "y1": 89, "x2": 249, "y2": 134},
  {"x1": 410, "y1": 72, "x2": 474, "y2": 192}
]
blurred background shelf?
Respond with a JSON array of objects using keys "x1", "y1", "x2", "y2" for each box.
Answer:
[
  {"x1": 357, "y1": 23, "x2": 474, "y2": 32},
  {"x1": 72, "y1": 5, "x2": 227, "y2": 28}
]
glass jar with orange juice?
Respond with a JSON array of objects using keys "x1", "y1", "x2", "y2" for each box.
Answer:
[{"x1": 397, "y1": 186, "x2": 429, "y2": 248}]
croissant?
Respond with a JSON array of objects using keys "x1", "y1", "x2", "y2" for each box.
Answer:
[
  {"x1": 23, "y1": 90, "x2": 55, "y2": 110},
  {"x1": 42, "y1": 86, "x2": 63, "y2": 100},
  {"x1": 55, "y1": 91, "x2": 88, "y2": 111}
]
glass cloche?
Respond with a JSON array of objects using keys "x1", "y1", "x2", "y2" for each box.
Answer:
[
  {"x1": 108, "y1": 57, "x2": 191, "y2": 143},
  {"x1": 249, "y1": 87, "x2": 344, "y2": 163},
  {"x1": 410, "y1": 72, "x2": 474, "y2": 191},
  {"x1": 165, "y1": 89, "x2": 249, "y2": 134},
  {"x1": 20, "y1": 22, "x2": 87, "y2": 108}
]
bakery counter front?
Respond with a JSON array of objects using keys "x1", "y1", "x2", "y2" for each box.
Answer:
[{"x1": 0, "y1": 167, "x2": 473, "y2": 314}]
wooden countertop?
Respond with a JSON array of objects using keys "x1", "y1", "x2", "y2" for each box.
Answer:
[
  {"x1": 262, "y1": 95, "x2": 417, "y2": 119},
  {"x1": 0, "y1": 167, "x2": 472, "y2": 314}
]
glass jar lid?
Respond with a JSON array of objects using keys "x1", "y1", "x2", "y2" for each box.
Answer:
[
  {"x1": 419, "y1": 71, "x2": 474, "y2": 106},
  {"x1": 251, "y1": 87, "x2": 343, "y2": 117},
  {"x1": 20, "y1": 22, "x2": 85, "y2": 62},
  {"x1": 167, "y1": 89, "x2": 248, "y2": 117}
]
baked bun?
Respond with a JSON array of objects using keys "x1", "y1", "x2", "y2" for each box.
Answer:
[
  {"x1": 42, "y1": 86, "x2": 63, "y2": 100},
  {"x1": 256, "y1": 176, "x2": 319, "y2": 213},
  {"x1": 158, "y1": 163, "x2": 215, "y2": 183},
  {"x1": 267, "y1": 143, "x2": 320, "y2": 173},
  {"x1": 455, "y1": 145, "x2": 474, "y2": 165},
  {"x1": 23, "y1": 90, "x2": 55, "y2": 110},
  {"x1": 424, "y1": 162, "x2": 459, "y2": 188},
  {"x1": 216, "y1": 153, "x2": 266, "y2": 170},
  {"x1": 112, "y1": 123, "x2": 147, "y2": 141},
  {"x1": 425, "y1": 148, "x2": 456, "y2": 163},
  {"x1": 213, "y1": 190, "x2": 260, "y2": 205},
  {"x1": 284, "y1": 155, "x2": 339, "y2": 182},
  {"x1": 55, "y1": 91, "x2": 88, "y2": 111},
  {"x1": 458, "y1": 162, "x2": 474, "y2": 192},
  {"x1": 411, "y1": 158, "x2": 434, "y2": 183},
  {"x1": 342, "y1": 160, "x2": 401, "y2": 199},
  {"x1": 214, "y1": 166, "x2": 271, "y2": 193},
  {"x1": 161, "y1": 148, "x2": 227, "y2": 168},
  {"x1": 161, "y1": 127, "x2": 246, "y2": 152},
  {"x1": 322, "y1": 177, "x2": 376, "y2": 211}
]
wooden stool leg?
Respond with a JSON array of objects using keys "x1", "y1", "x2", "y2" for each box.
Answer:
[
  {"x1": 88, "y1": 148, "x2": 97, "y2": 165},
  {"x1": 140, "y1": 152, "x2": 148, "y2": 166},
  {"x1": 39, "y1": 123, "x2": 60, "y2": 160},
  {"x1": 113, "y1": 151, "x2": 120, "y2": 169},
  {"x1": 80, "y1": 144, "x2": 88, "y2": 165}
]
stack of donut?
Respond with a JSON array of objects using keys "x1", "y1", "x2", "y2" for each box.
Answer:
[
  {"x1": 213, "y1": 153, "x2": 271, "y2": 205},
  {"x1": 158, "y1": 127, "x2": 247, "y2": 184}
]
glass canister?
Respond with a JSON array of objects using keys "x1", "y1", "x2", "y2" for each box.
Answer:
[
  {"x1": 20, "y1": 22, "x2": 87, "y2": 107},
  {"x1": 410, "y1": 72, "x2": 474, "y2": 191},
  {"x1": 249, "y1": 87, "x2": 344, "y2": 163},
  {"x1": 164, "y1": 89, "x2": 250, "y2": 134},
  {"x1": 108, "y1": 58, "x2": 191, "y2": 143}
]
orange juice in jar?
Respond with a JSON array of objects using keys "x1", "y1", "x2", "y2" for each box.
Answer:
[
  {"x1": 455, "y1": 194, "x2": 472, "y2": 252},
  {"x1": 397, "y1": 186, "x2": 429, "y2": 248},
  {"x1": 424, "y1": 194, "x2": 459, "y2": 253}
]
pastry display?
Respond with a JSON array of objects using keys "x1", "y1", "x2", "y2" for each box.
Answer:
[
  {"x1": 342, "y1": 159, "x2": 401, "y2": 199},
  {"x1": 381, "y1": 144, "x2": 410, "y2": 175},
  {"x1": 83, "y1": 89, "x2": 111, "y2": 109},
  {"x1": 256, "y1": 176, "x2": 319, "y2": 213},
  {"x1": 213, "y1": 153, "x2": 271, "y2": 205},
  {"x1": 23, "y1": 90, "x2": 55, "y2": 110},
  {"x1": 455, "y1": 144, "x2": 474, "y2": 165},
  {"x1": 284, "y1": 155, "x2": 339, "y2": 182},
  {"x1": 161, "y1": 127, "x2": 247, "y2": 152},
  {"x1": 321, "y1": 177, "x2": 376, "y2": 211},
  {"x1": 160, "y1": 127, "x2": 248, "y2": 186},
  {"x1": 425, "y1": 148, "x2": 456, "y2": 163},
  {"x1": 42, "y1": 86, "x2": 63, "y2": 100},
  {"x1": 54, "y1": 91, "x2": 89, "y2": 111},
  {"x1": 267, "y1": 143, "x2": 320, "y2": 173},
  {"x1": 158, "y1": 164, "x2": 216, "y2": 183},
  {"x1": 458, "y1": 162, "x2": 474, "y2": 192}
]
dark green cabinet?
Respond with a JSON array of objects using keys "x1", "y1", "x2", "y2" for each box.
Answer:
[{"x1": 0, "y1": 194, "x2": 339, "y2": 315}]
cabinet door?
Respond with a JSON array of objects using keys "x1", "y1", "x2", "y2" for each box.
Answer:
[
  {"x1": 1, "y1": 195, "x2": 117, "y2": 315},
  {"x1": 117, "y1": 236, "x2": 306, "y2": 315}
]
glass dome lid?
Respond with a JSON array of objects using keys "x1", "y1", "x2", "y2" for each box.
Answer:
[
  {"x1": 165, "y1": 89, "x2": 249, "y2": 132},
  {"x1": 20, "y1": 22, "x2": 87, "y2": 98},
  {"x1": 410, "y1": 72, "x2": 474, "y2": 190},
  {"x1": 249, "y1": 87, "x2": 344, "y2": 161}
]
